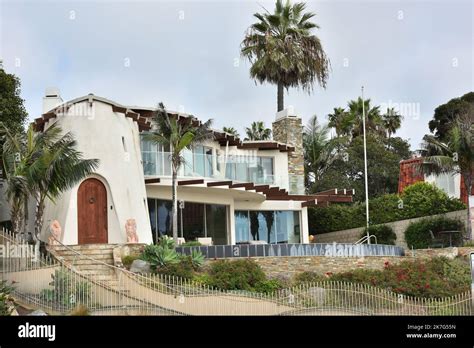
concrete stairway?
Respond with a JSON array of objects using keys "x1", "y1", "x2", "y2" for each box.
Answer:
[{"x1": 48, "y1": 244, "x2": 126, "y2": 292}]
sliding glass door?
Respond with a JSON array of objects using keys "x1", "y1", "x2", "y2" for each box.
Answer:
[
  {"x1": 234, "y1": 210, "x2": 301, "y2": 244},
  {"x1": 148, "y1": 199, "x2": 228, "y2": 245}
]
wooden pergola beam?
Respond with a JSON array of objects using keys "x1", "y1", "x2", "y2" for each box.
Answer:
[
  {"x1": 230, "y1": 182, "x2": 254, "y2": 190},
  {"x1": 144, "y1": 178, "x2": 161, "y2": 184},
  {"x1": 207, "y1": 181, "x2": 233, "y2": 187},
  {"x1": 254, "y1": 185, "x2": 270, "y2": 192},
  {"x1": 178, "y1": 179, "x2": 205, "y2": 186},
  {"x1": 301, "y1": 199, "x2": 317, "y2": 208}
]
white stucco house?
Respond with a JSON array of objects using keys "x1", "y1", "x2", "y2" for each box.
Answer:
[{"x1": 1, "y1": 89, "x2": 354, "y2": 246}]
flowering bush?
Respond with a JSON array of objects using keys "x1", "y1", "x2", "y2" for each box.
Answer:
[{"x1": 292, "y1": 257, "x2": 470, "y2": 298}]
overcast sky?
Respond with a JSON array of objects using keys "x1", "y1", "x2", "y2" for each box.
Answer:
[{"x1": 1, "y1": 0, "x2": 472, "y2": 149}]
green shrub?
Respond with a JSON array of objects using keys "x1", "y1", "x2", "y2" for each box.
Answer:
[
  {"x1": 309, "y1": 183, "x2": 465, "y2": 234},
  {"x1": 40, "y1": 269, "x2": 90, "y2": 307},
  {"x1": 157, "y1": 256, "x2": 195, "y2": 279},
  {"x1": 0, "y1": 280, "x2": 15, "y2": 316},
  {"x1": 181, "y1": 241, "x2": 202, "y2": 247},
  {"x1": 293, "y1": 271, "x2": 326, "y2": 285},
  {"x1": 253, "y1": 278, "x2": 284, "y2": 294},
  {"x1": 360, "y1": 224, "x2": 397, "y2": 245},
  {"x1": 368, "y1": 194, "x2": 405, "y2": 224},
  {"x1": 404, "y1": 216, "x2": 464, "y2": 249},
  {"x1": 122, "y1": 255, "x2": 139, "y2": 268},
  {"x1": 204, "y1": 259, "x2": 267, "y2": 291},
  {"x1": 401, "y1": 182, "x2": 465, "y2": 217}
]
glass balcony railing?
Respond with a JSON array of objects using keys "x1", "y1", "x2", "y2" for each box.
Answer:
[{"x1": 142, "y1": 151, "x2": 276, "y2": 185}]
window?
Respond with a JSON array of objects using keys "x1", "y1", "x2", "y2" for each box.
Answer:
[
  {"x1": 235, "y1": 210, "x2": 300, "y2": 244},
  {"x1": 148, "y1": 199, "x2": 228, "y2": 245}
]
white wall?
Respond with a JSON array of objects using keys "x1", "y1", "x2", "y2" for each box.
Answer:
[
  {"x1": 425, "y1": 172, "x2": 461, "y2": 199},
  {"x1": 40, "y1": 100, "x2": 153, "y2": 245}
]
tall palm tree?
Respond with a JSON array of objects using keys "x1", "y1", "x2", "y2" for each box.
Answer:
[
  {"x1": 419, "y1": 109, "x2": 474, "y2": 240},
  {"x1": 241, "y1": 0, "x2": 330, "y2": 111},
  {"x1": 223, "y1": 126, "x2": 240, "y2": 138},
  {"x1": 382, "y1": 107, "x2": 403, "y2": 139},
  {"x1": 347, "y1": 97, "x2": 384, "y2": 138},
  {"x1": 145, "y1": 102, "x2": 213, "y2": 243},
  {"x1": 244, "y1": 121, "x2": 272, "y2": 141},
  {"x1": 327, "y1": 107, "x2": 353, "y2": 137}
]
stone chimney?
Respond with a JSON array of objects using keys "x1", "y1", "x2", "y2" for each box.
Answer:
[
  {"x1": 272, "y1": 107, "x2": 305, "y2": 194},
  {"x1": 42, "y1": 87, "x2": 63, "y2": 113}
]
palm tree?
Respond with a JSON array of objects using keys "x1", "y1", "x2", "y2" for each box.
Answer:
[
  {"x1": 419, "y1": 109, "x2": 474, "y2": 240},
  {"x1": 241, "y1": 0, "x2": 330, "y2": 111},
  {"x1": 0, "y1": 124, "x2": 28, "y2": 234},
  {"x1": 28, "y1": 124, "x2": 99, "y2": 241},
  {"x1": 347, "y1": 97, "x2": 384, "y2": 138},
  {"x1": 327, "y1": 107, "x2": 353, "y2": 137},
  {"x1": 244, "y1": 121, "x2": 272, "y2": 141},
  {"x1": 382, "y1": 107, "x2": 403, "y2": 139},
  {"x1": 145, "y1": 102, "x2": 213, "y2": 243},
  {"x1": 223, "y1": 127, "x2": 240, "y2": 138},
  {"x1": 1, "y1": 123, "x2": 99, "y2": 241},
  {"x1": 303, "y1": 115, "x2": 346, "y2": 186}
]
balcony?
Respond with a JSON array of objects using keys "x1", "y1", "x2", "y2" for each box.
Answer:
[{"x1": 141, "y1": 150, "x2": 276, "y2": 185}]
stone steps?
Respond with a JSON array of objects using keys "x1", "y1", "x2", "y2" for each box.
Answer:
[
  {"x1": 51, "y1": 244, "x2": 117, "y2": 251},
  {"x1": 47, "y1": 244, "x2": 137, "y2": 295},
  {"x1": 52, "y1": 249, "x2": 114, "y2": 257},
  {"x1": 57, "y1": 257, "x2": 114, "y2": 265}
]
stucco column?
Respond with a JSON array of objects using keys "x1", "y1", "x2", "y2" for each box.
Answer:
[{"x1": 301, "y1": 207, "x2": 309, "y2": 244}]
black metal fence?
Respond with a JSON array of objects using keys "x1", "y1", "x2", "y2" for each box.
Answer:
[{"x1": 175, "y1": 243, "x2": 405, "y2": 259}]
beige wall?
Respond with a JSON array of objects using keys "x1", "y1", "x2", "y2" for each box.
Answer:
[{"x1": 314, "y1": 210, "x2": 467, "y2": 248}]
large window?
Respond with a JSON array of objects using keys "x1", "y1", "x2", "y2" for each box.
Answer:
[
  {"x1": 148, "y1": 199, "x2": 228, "y2": 245},
  {"x1": 234, "y1": 210, "x2": 300, "y2": 244},
  {"x1": 224, "y1": 156, "x2": 274, "y2": 184}
]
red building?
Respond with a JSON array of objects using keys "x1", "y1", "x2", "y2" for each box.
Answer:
[{"x1": 398, "y1": 157, "x2": 474, "y2": 204}]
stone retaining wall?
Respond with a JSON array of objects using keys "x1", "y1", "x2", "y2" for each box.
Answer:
[
  {"x1": 205, "y1": 246, "x2": 474, "y2": 279},
  {"x1": 250, "y1": 256, "x2": 404, "y2": 279},
  {"x1": 314, "y1": 210, "x2": 467, "y2": 248}
]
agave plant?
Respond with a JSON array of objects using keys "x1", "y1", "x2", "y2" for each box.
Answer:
[
  {"x1": 141, "y1": 244, "x2": 179, "y2": 268},
  {"x1": 157, "y1": 235, "x2": 175, "y2": 249},
  {"x1": 189, "y1": 249, "x2": 205, "y2": 270}
]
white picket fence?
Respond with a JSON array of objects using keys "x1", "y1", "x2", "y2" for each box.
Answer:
[{"x1": 0, "y1": 227, "x2": 472, "y2": 316}]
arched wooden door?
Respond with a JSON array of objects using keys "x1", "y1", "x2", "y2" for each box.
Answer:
[{"x1": 77, "y1": 178, "x2": 108, "y2": 244}]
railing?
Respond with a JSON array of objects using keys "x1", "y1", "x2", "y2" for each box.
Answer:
[
  {"x1": 1, "y1": 228, "x2": 472, "y2": 316},
  {"x1": 355, "y1": 235, "x2": 378, "y2": 245},
  {"x1": 142, "y1": 151, "x2": 277, "y2": 185},
  {"x1": 176, "y1": 243, "x2": 404, "y2": 258}
]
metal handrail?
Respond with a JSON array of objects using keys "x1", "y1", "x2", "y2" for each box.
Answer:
[{"x1": 355, "y1": 234, "x2": 377, "y2": 245}]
